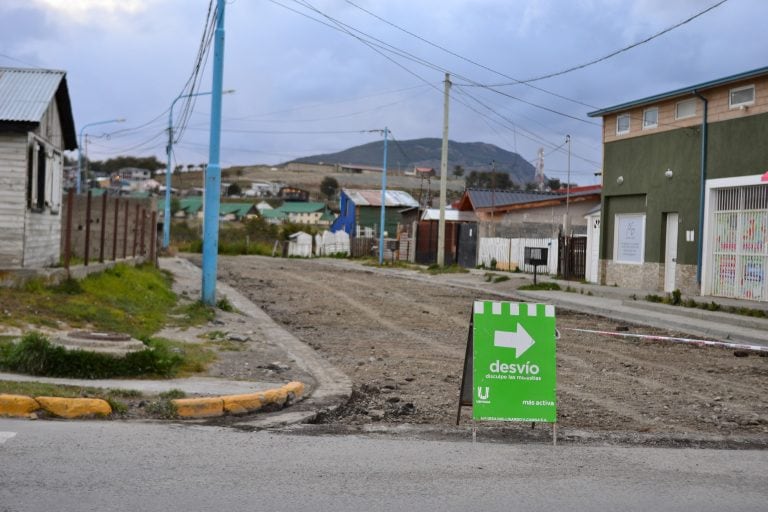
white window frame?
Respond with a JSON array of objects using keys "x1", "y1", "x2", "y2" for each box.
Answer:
[
  {"x1": 616, "y1": 113, "x2": 630, "y2": 135},
  {"x1": 642, "y1": 107, "x2": 658, "y2": 129},
  {"x1": 613, "y1": 213, "x2": 646, "y2": 264},
  {"x1": 675, "y1": 99, "x2": 697, "y2": 120},
  {"x1": 729, "y1": 84, "x2": 755, "y2": 109}
]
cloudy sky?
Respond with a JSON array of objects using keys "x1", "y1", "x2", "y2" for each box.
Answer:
[{"x1": 1, "y1": 0, "x2": 765, "y2": 185}]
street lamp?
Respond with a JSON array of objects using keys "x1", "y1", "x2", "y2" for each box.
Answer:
[
  {"x1": 77, "y1": 118, "x2": 125, "y2": 193},
  {"x1": 163, "y1": 89, "x2": 234, "y2": 250}
]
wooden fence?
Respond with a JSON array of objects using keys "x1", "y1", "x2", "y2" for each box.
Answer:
[{"x1": 60, "y1": 189, "x2": 157, "y2": 269}]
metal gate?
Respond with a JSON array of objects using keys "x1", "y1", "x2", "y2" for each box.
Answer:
[
  {"x1": 456, "y1": 223, "x2": 478, "y2": 268},
  {"x1": 709, "y1": 185, "x2": 768, "y2": 301},
  {"x1": 558, "y1": 235, "x2": 586, "y2": 281}
]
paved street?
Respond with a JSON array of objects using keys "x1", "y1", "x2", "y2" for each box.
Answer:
[{"x1": 1, "y1": 419, "x2": 766, "y2": 512}]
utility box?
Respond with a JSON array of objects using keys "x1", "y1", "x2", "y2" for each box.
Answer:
[
  {"x1": 524, "y1": 247, "x2": 548, "y2": 284},
  {"x1": 524, "y1": 247, "x2": 548, "y2": 267}
]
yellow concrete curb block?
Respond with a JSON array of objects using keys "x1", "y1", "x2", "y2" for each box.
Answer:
[
  {"x1": 35, "y1": 396, "x2": 112, "y2": 418},
  {"x1": 173, "y1": 381, "x2": 306, "y2": 419},
  {"x1": 283, "y1": 381, "x2": 305, "y2": 398},
  {"x1": 0, "y1": 394, "x2": 40, "y2": 418},
  {"x1": 222, "y1": 393, "x2": 263, "y2": 415},
  {"x1": 173, "y1": 397, "x2": 224, "y2": 418}
]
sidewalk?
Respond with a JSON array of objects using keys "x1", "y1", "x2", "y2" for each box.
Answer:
[
  {"x1": 0, "y1": 257, "x2": 352, "y2": 426},
  {"x1": 323, "y1": 260, "x2": 768, "y2": 347}
]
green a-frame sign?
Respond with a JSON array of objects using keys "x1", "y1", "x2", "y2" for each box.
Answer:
[{"x1": 457, "y1": 300, "x2": 557, "y2": 424}]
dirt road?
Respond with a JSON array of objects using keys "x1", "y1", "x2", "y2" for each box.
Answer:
[{"x1": 216, "y1": 256, "x2": 768, "y2": 440}]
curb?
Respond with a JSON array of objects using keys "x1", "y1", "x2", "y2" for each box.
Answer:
[
  {"x1": 0, "y1": 382, "x2": 305, "y2": 421},
  {"x1": 0, "y1": 393, "x2": 112, "y2": 419},
  {"x1": 172, "y1": 381, "x2": 305, "y2": 419}
]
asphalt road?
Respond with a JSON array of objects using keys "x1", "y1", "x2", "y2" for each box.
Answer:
[{"x1": 1, "y1": 419, "x2": 765, "y2": 512}]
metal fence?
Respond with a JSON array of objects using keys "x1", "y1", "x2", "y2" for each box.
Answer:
[{"x1": 709, "y1": 184, "x2": 768, "y2": 301}]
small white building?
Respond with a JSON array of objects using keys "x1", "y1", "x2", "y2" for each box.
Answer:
[{"x1": 0, "y1": 67, "x2": 77, "y2": 268}]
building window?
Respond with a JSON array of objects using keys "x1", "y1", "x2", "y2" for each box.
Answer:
[
  {"x1": 642, "y1": 107, "x2": 658, "y2": 129},
  {"x1": 675, "y1": 99, "x2": 697, "y2": 120},
  {"x1": 729, "y1": 84, "x2": 755, "y2": 109},
  {"x1": 26, "y1": 137, "x2": 62, "y2": 214},
  {"x1": 616, "y1": 113, "x2": 630, "y2": 135},
  {"x1": 613, "y1": 213, "x2": 645, "y2": 264}
]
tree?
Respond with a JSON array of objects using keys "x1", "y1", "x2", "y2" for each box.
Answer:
[
  {"x1": 320, "y1": 176, "x2": 339, "y2": 200},
  {"x1": 453, "y1": 165, "x2": 464, "y2": 178},
  {"x1": 547, "y1": 178, "x2": 561, "y2": 190},
  {"x1": 465, "y1": 171, "x2": 513, "y2": 190},
  {"x1": 170, "y1": 197, "x2": 182, "y2": 216},
  {"x1": 227, "y1": 182, "x2": 242, "y2": 196}
]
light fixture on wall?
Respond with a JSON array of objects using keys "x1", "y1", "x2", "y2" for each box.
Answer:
[
  {"x1": 664, "y1": 168, "x2": 674, "y2": 179},
  {"x1": 616, "y1": 176, "x2": 624, "y2": 185}
]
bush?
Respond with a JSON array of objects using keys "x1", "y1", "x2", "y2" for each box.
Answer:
[{"x1": 1, "y1": 332, "x2": 183, "y2": 379}]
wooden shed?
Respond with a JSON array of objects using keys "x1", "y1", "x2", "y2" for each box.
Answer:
[{"x1": 0, "y1": 67, "x2": 77, "y2": 268}]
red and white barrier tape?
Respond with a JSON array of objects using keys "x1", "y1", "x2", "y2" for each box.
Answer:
[{"x1": 563, "y1": 327, "x2": 768, "y2": 354}]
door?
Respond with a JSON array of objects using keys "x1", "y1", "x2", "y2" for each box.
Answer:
[
  {"x1": 586, "y1": 214, "x2": 600, "y2": 283},
  {"x1": 664, "y1": 213, "x2": 678, "y2": 292},
  {"x1": 456, "y1": 223, "x2": 478, "y2": 268}
]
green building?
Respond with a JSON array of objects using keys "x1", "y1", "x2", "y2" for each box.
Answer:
[{"x1": 588, "y1": 67, "x2": 768, "y2": 302}]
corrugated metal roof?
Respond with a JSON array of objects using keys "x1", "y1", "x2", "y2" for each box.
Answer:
[
  {"x1": 588, "y1": 65, "x2": 768, "y2": 117},
  {"x1": 421, "y1": 209, "x2": 477, "y2": 222},
  {"x1": 466, "y1": 188, "x2": 599, "y2": 209},
  {"x1": 276, "y1": 201, "x2": 327, "y2": 213},
  {"x1": 343, "y1": 189, "x2": 418, "y2": 207},
  {"x1": 0, "y1": 67, "x2": 66, "y2": 122}
]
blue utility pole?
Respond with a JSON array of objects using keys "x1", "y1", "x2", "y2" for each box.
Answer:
[
  {"x1": 77, "y1": 118, "x2": 124, "y2": 193},
  {"x1": 202, "y1": 0, "x2": 226, "y2": 305},
  {"x1": 378, "y1": 127, "x2": 389, "y2": 265}
]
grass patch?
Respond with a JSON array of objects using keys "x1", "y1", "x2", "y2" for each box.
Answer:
[
  {"x1": 0, "y1": 379, "x2": 142, "y2": 399},
  {"x1": 644, "y1": 292, "x2": 767, "y2": 318},
  {"x1": 424, "y1": 264, "x2": 469, "y2": 275},
  {"x1": 518, "y1": 282, "x2": 562, "y2": 291},
  {"x1": 170, "y1": 300, "x2": 216, "y2": 328},
  {"x1": 0, "y1": 263, "x2": 177, "y2": 338},
  {"x1": 211, "y1": 340, "x2": 245, "y2": 352},
  {"x1": 483, "y1": 273, "x2": 510, "y2": 283},
  {"x1": 0, "y1": 332, "x2": 214, "y2": 379}
]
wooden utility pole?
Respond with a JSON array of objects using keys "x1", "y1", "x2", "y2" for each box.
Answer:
[{"x1": 437, "y1": 73, "x2": 451, "y2": 267}]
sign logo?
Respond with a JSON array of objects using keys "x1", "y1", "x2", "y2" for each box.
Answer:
[{"x1": 472, "y1": 301, "x2": 557, "y2": 423}]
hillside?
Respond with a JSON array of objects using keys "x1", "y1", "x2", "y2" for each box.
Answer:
[{"x1": 288, "y1": 138, "x2": 536, "y2": 185}]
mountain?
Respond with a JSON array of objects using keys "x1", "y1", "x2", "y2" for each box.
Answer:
[{"x1": 287, "y1": 138, "x2": 536, "y2": 185}]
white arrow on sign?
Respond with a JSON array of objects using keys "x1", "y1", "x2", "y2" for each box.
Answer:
[{"x1": 493, "y1": 324, "x2": 535, "y2": 358}]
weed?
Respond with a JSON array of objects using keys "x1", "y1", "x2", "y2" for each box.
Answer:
[
  {"x1": 490, "y1": 258, "x2": 497, "y2": 270},
  {"x1": 671, "y1": 289, "x2": 682, "y2": 305},
  {"x1": 424, "y1": 264, "x2": 468, "y2": 275},
  {"x1": 106, "y1": 398, "x2": 128, "y2": 416},
  {"x1": 565, "y1": 285, "x2": 575, "y2": 293},
  {"x1": 630, "y1": 294, "x2": 637, "y2": 300},
  {"x1": 518, "y1": 282, "x2": 561, "y2": 291},
  {"x1": 159, "y1": 389, "x2": 186, "y2": 400},
  {"x1": 216, "y1": 296, "x2": 235, "y2": 313},
  {"x1": 145, "y1": 398, "x2": 178, "y2": 419},
  {"x1": 492, "y1": 275, "x2": 510, "y2": 284}
]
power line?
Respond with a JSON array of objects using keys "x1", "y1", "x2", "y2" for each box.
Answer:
[
  {"x1": 493, "y1": 0, "x2": 730, "y2": 85},
  {"x1": 343, "y1": 0, "x2": 597, "y2": 110},
  {"x1": 279, "y1": 0, "x2": 599, "y2": 127}
]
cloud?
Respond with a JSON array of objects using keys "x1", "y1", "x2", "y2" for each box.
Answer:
[{"x1": 28, "y1": 0, "x2": 153, "y2": 23}]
